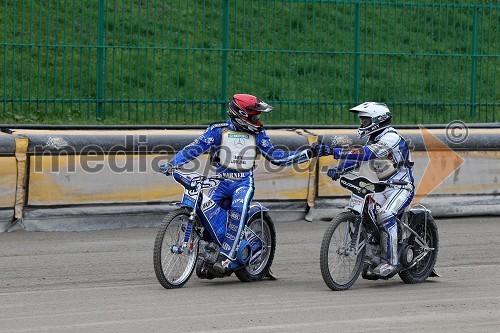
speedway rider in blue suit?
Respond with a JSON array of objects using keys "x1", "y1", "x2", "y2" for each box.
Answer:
[
  {"x1": 313, "y1": 102, "x2": 415, "y2": 278},
  {"x1": 160, "y1": 94, "x2": 312, "y2": 274}
]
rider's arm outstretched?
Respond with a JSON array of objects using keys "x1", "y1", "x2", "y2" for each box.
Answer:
[
  {"x1": 159, "y1": 125, "x2": 220, "y2": 175},
  {"x1": 256, "y1": 128, "x2": 312, "y2": 166},
  {"x1": 312, "y1": 130, "x2": 401, "y2": 161}
]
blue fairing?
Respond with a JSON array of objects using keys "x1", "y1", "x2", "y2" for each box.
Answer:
[
  {"x1": 174, "y1": 201, "x2": 226, "y2": 245},
  {"x1": 175, "y1": 202, "x2": 193, "y2": 209},
  {"x1": 173, "y1": 172, "x2": 196, "y2": 190}
]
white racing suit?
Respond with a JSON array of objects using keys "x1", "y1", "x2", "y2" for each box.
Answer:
[
  {"x1": 333, "y1": 127, "x2": 415, "y2": 266},
  {"x1": 169, "y1": 120, "x2": 311, "y2": 261}
]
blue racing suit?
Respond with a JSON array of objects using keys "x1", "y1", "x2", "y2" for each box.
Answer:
[{"x1": 169, "y1": 120, "x2": 311, "y2": 260}]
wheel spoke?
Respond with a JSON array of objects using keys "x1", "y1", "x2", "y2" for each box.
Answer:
[
  {"x1": 235, "y1": 216, "x2": 275, "y2": 282},
  {"x1": 153, "y1": 210, "x2": 199, "y2": 289},
  {"x1": 245, "y1": 220, "x2": 270, "y2": 274},
  {"x1": 320, "y1": 213, "x2": 365, "y2": 291},
  {"x1": 163, "y1": 254, "x2": 180, "y2": 276},
  {"x1": 398, "y1": 214, "x2": 438, "y2": 284}
]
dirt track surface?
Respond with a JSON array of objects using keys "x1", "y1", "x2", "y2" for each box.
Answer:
[{"x1": 1, "y1": 217, "x2": 499, "y2": 333}]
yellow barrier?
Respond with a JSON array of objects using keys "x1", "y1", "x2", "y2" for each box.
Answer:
[
  {"x1": 27, "y1": 154, "x2": 310, "y2": 206},
  {"x1": 0, "y1": 133, "x2": 18, "y2": 231},
  {"x1": 0, "y1": 157, "x2": 17, "y2": 209},
  {"x1": 0, "y1": 126, "x2": 498, "y2": 231}
]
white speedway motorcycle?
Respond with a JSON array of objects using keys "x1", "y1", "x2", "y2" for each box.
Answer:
[{"x1": 320, "y1": 170, "x2": 439, "y2": 291}]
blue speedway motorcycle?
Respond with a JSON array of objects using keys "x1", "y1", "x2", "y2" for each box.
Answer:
[{"x1": 153, "y1": 169, "x2": 276, "y2": 289}]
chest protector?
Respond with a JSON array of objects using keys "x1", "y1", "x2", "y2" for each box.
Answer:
[
  {"x1": 371, "y1": 156, "x2": 397, "y2": 179},
  {"x1": 218, "y1": 130, "x2": 257, "y2": 170},
  {"x1": 369, "y1": 129, "x2": 413, "y2": 180}
]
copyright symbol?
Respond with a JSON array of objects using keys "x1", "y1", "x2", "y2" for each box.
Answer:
[{"x1": 446, "y1": 120, "x2": 468, "y2": 144}]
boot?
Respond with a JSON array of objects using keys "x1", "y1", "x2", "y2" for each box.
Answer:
[
  {"x1": 373, "y1": 263, "x2": 397, "y2": 277},
  {"x1": 212, "y1": 254, "x2": 232, "y2": 274}
]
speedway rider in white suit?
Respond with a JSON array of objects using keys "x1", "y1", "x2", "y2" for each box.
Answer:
[{"x1": 313, "y1": 102, "x2": 415, "y2": 278}]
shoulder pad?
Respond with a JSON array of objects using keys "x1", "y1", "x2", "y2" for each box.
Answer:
[
  {"x1": 382, "y1": 130, "x2": 399, "y2": 137},
  {"x1": 209, "y1": 122, "x2": 229, "y2": 130},
  {"x1": 378, "y1": 130, "x2": 401, "y2": 147},
  {"x1": 380, "y1": 128, "x2": 400, "y2": 139}
]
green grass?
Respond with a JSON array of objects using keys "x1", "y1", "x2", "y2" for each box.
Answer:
[{"x1": 1, "y1": 0, "x2": 498, "y2": 125}]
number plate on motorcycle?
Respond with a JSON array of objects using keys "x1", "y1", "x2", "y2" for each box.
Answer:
[{"x1": 348, "y1": 194, "x2": 364, "y2": 213}]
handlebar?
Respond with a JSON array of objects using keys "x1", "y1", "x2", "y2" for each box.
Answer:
[
  {"x1": 385, "y1": 180, "x2": 409, "y2": 186},
  {"x1": 171, "y1": 168, "x2": 234, "y2": 190}
]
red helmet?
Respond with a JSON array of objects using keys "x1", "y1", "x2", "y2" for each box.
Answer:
[{"x1": 227, "y1": 94, "x2": 273, "y2": 133}]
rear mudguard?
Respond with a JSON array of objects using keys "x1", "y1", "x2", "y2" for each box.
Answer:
[
  {"x1": 409, "y1": 205, "x2": 432, "y2": 219},
  {"x1": 247, "y1": 204, "x2": 269, "y2": 222},
  {"x1": 410, "y1": 205, "x2": 440, "y2": 278}
]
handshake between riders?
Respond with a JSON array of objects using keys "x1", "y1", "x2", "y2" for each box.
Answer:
[{"x1": 160, "y1": 96, "x2": 414, "y2": 278}]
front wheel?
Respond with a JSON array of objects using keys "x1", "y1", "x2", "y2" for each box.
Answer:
[
  {"x1": 399, "y1": 212, "x2": 439, "y2": 284},
  {"x1": 235, "y1": 212, "x2": 276, "y2": 282},
  {"x1": 320, "y1": 212, "x2": 365, "y2": 291},
  {"x1": 153, "y1": 208, "x2": 199, "y2": 289}
]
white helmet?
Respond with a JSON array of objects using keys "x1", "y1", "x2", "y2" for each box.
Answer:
[{"x1": 349, "y1": 102, "x2": 392, "y2": 138}]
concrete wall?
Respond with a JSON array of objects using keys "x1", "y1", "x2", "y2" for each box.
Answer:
[{"x1": 0, "y1": 125, "x2": 498, "y2": 231}]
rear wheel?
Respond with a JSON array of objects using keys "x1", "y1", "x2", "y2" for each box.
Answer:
[
  {"x1": 320, "y1": 212, "x2": 365, "y2": 291},
  {"x1": 153, "y1": 209, "x2": 199, "y2": 289},
  {"x1": 235, "y1": 212, "x2": 276, "y2": 282},
  {"x1": 399, "y1": 212, "x2": 439, "y2": 284}
]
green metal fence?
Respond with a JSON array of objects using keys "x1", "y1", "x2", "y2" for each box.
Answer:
[{"x1": 1, "y1": 1, "x2": 499, "y2": 125}]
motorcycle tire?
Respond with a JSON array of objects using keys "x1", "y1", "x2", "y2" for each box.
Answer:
[
  {"x1": 398, "y1": 212, "x2": 439, "y2": 284},
  {"x1": 235, "y1": 212, "x2": 276, "y2": 282},
  {"x1": 153, "y1": 208, "x2": 199, "y2": 289},
  {"x1": 320, "y1": 212, "x2": 366, "y2": 291}
]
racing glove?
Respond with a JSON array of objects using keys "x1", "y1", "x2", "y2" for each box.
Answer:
[
  {"x1": 159, "y1": 162, "x2": 173, "y2": 176},
  {"x1": 310, "y1": 143, "x2": 334, "y2": 157},
  {"x1": 327, "y1": 167, "x2": 341, "y2": 181}
]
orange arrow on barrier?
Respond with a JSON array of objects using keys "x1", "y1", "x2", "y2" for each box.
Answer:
[{"x1": 413, "y1": 125, "x2": 464, "y2": 206}]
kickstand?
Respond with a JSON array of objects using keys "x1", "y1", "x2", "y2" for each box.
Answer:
[
  {"x1": 265, "y1": 268, "x2": 278, "y2": 280},
  {"x1": 429, "y1": 269, "x2": 441, "y2": 277}
]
